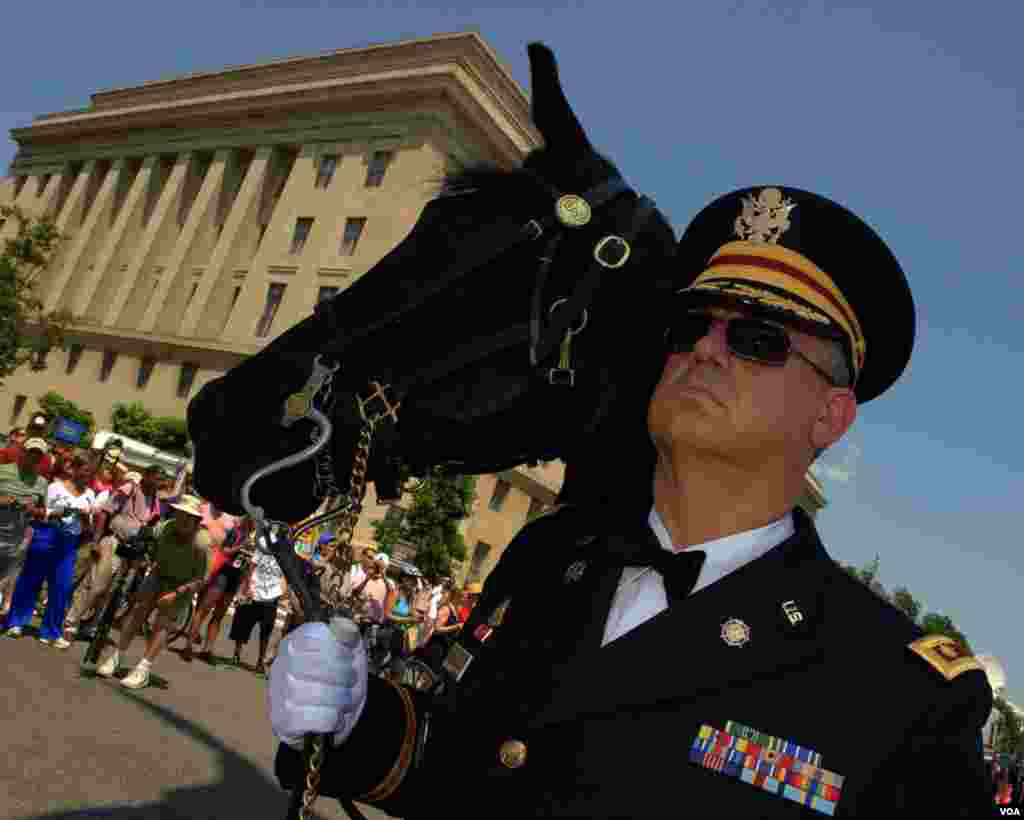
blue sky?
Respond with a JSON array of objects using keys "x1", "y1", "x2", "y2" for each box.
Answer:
[{"x1": 2, "y1": 1, "x2": 1021, "y2": 701}]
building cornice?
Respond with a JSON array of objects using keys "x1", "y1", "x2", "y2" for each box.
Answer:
[
  {"x1": 11, "y1": 33, "x2": 540, "y2": 172},
  {"x1": 10, "y1": 111, "x2": 476, "y2": 176}
]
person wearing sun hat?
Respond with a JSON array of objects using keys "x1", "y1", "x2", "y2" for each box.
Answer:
[
  {"x1": 262, "y1": 183, "x2": 995, "y2": 817},
  {"x1": 94, "y1": 493, "x2": 211, "y2": 689}
]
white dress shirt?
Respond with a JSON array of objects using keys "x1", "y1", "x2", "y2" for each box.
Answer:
[{"x1": 600, "y1": 507, "x2": 795, "y2": 646}]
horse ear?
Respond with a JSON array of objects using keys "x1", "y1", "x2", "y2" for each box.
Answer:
[{"x1": 527, "y1": 42, "x2": 592, "y2": 153}]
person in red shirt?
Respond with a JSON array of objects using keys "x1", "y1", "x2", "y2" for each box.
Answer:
[{"x1": 0, "y1": 415, "x2": 55, "y2": 479}]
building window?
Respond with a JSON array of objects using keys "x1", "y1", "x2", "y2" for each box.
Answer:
[
  {"x1": 10, "y1": 395, "x2": 27, "y2": 425},
  {"x1": 468, "y1": 541, "x2": 492, "y2": 582},
  {"x1": 365, "y1": 151, "x2": 393, "y2": 188},
  {"x1": 290, "y1": 217, "x2": 313, "y2": 254},
  {"x1": 29, "y1": 342, "x2": 49, "y2": 372},
  {"x1": 177, "y1": 362, "x2": 198, "y2": 399},
  {"x1": 66, "y1": 344, "x2": 84, "y2": 375},
  {"x1": 229, "y1": 285, "x2": 242, "y2": 314},
  {"x1": 317, "y1": 286, "x2": 339, "y2": 306},
  {"x1": 137, "y1": 357, "x2": 156, "y2": 389},
  {"x1": 255, "y1": 283, "x2": 287, "y2": 338},
  {"x1": 489, "y1": 479, "x2": 511, "y2": 512},
  {"x1": 315, "y1": 154, "x2": 338, "y2": 189},
  {"x1": 257, "y1": 224, "x2": 267, "y2": 247},
  {"x1": 99, "y1": 350, "x2": 118, "y2": 383},
  {"x1": 339, "y1": 217, "x2": 366, "y2": 256},
  {"x1": 185, "y1": 282, "x2": 199, "y2": 308},
  {"x1": 37, "y1": 174, "x2": 52, "y2": 197}
]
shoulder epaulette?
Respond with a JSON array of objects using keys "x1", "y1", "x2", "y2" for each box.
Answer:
[{"x1": 907, "y1": 634, "x2": 984, "y2": 682}]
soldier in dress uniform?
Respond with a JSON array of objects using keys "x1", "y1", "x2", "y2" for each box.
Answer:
[{"x1": 268, "y1": 186, "x2": 993, "y2": 817}]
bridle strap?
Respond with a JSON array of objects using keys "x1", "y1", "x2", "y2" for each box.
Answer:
[
  {"x1": 315, "y1": 176, "x2": 632, "y2": 358},
  {"x1": 529, "y1": 195, "x2": 658, "y2": 367}
]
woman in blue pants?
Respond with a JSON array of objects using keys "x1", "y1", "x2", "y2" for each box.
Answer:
[{"x1": 2, "y1": 457, "x2": 96, "y2": 646}]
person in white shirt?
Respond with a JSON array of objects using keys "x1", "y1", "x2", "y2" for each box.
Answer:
[
  {"x1": 230, "y1": 547, "x2": 288, "y2": 675},
  {"x1": 3, "y1": 456, "x2": 96, "y2": 647}
]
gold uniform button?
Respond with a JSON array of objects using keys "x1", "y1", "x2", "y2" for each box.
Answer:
[{"x1": 499, "y1": 739, "x2": 527, "y2": 769}]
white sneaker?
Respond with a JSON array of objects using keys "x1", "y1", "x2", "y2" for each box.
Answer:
[
  {"x1": 120, "y1": 665, "x2": 150, "y2": 690},
  {"x1": 52, "y1": 637, "x2": 72, "y2": 650},
  {"x1": 4, "y1": 626, "x2": 22, "y2": 638},
  {"x1": 97, "y1": 651, "x2": 121, "y2": 678},
  {"x1": 37, "y1": 636, "x2": 52, "y2": 646}
]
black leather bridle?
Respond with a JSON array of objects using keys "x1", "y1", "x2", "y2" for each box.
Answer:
[{"x1": 312, "y1": 171, "x2": 658, "y2": 435}]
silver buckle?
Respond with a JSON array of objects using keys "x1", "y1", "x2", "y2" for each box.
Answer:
[{"x1": 547, "y1": 368, "x2": 575, "y2": 387}]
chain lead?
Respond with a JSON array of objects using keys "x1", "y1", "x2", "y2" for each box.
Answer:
[{"x1": 297, "y1": 381, "x2": 400, "y2": 818}]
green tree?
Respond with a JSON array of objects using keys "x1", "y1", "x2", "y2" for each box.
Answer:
[
  {"x1": 890, "y1": 586, "x2": 922, "y2": 622},
  {"x1": 110, "y1": 401, "x2": 190, "y2": 456},
  {"x1": 37, "y1": 391, "x2": 97, "y2": 447},
  {"x1": 0, "y1": 205, "x2": 76, "y2": 385},
  {"x1": 992, "y1": 697, "x2": 1024, "y2": 757},
  {"x1": 111, "y1": 401, "x2": 157, "y2": 442},
  {"x1": 371, "y1": 466, "x2": 477, "y2": 579},
  {"x1": 148, "y1": 416, "x2": 190, "y2": 455}
]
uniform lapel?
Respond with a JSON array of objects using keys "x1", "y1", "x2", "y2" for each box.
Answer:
[{"x1": 528, "y1": 511, "x2": 831, "y2": 729}]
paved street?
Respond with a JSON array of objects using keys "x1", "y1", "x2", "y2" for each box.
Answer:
[{"x1": 1, "y1": 616, "x2": 392, "y2": 820}]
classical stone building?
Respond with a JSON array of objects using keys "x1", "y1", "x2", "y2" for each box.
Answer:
[{"x1": 1, "y1": 31, "x2": 825, "y2": 587}]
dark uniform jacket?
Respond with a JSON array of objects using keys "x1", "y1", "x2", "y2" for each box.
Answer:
[{"x1": 276, "y1": 504, "x2": 994, "y2": 818}]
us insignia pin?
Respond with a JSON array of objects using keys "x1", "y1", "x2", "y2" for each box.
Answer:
[
  {"x1": 721, "y1": 618, "x2": 751, "y2": 647},
  {"x1": 781, "y1": 600, "x2": 803, "y2": 626},
  {"x1": 564, "y1": 560, "x2": 587, "y2": 583}
]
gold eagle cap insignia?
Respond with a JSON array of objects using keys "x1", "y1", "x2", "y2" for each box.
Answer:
[
  {"x1": 734, "y1": 187, "x2": 797, "y2": 244},
  {"x1": 907, "y1": 634, "x2": 984, "y2": 682}
]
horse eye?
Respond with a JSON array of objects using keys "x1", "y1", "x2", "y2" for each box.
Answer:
[{"x1": 594, "y1": 235, "x2": 631, "y2": 269}]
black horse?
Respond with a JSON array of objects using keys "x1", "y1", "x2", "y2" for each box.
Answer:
[{"x1": 187, "y1": 42, "x2": 677, "y2": 526}]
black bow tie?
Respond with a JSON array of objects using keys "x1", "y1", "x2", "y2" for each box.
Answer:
[{"x1": 604, "y1": 539, "x2": 707, "y2": 604}]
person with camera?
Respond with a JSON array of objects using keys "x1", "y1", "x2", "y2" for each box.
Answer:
[
  {"x1": 95, "y1": 494, "x2": 211, "y2": 689},
  {"x1": 0, "y1": 439, "x2": 52, "y2": 626},
  {"x1": 63, "y1": 464, "x2": 164, "y2": 641}
]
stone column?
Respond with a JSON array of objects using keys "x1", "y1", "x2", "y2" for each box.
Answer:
[
  {"x1": 179, "y1": 147, "x2": 273, "y2": 338},
  {"x1": 100, "y1": 153, "x2": 191, "y2": 327},
  {"x1": 139, "y1": 149, "x2": 230, "y2": 333},
  {"x1": 41, "y1": 161, "x2": 101, "y2": 314},
  {"x1": 73, "y1": 157, "x2": 154, "y2": 319}
]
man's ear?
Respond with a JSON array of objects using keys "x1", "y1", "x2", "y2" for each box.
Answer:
[{"x1": 812, "y1": 389, "x2": 857, "y2": 451}]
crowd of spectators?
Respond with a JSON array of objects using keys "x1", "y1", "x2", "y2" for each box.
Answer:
[{"x1": 0, "y1": 416, "x2": 483, "y2": 690}]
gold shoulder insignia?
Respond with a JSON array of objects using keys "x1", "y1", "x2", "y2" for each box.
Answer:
[{"x1": 908, "y1": 634, "x2": 984, "y2": 682}]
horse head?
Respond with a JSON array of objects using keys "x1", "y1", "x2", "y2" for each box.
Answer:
[{"x1": 188, "y1": 42, "x2": 677, "y2": 525}]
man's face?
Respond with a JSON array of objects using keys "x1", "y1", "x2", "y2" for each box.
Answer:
[
  {"x1": 648, "y1": 304, "x2": 856, "y2": 469},
  {"x1": 10, "y1": 432, "x2": 25, "y2": 447}
]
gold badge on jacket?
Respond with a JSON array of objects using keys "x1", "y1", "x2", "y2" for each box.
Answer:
[
  {"x1": 721, "y1": 618, "x2": 751, "y2": 647},
  {"x1": 907, "y1": 634, "x2": 983, "y2": 682}
]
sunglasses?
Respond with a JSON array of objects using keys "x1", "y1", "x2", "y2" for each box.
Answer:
[{"x1": 666, "y1": 312, "x2": 841, "y2": 387}]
